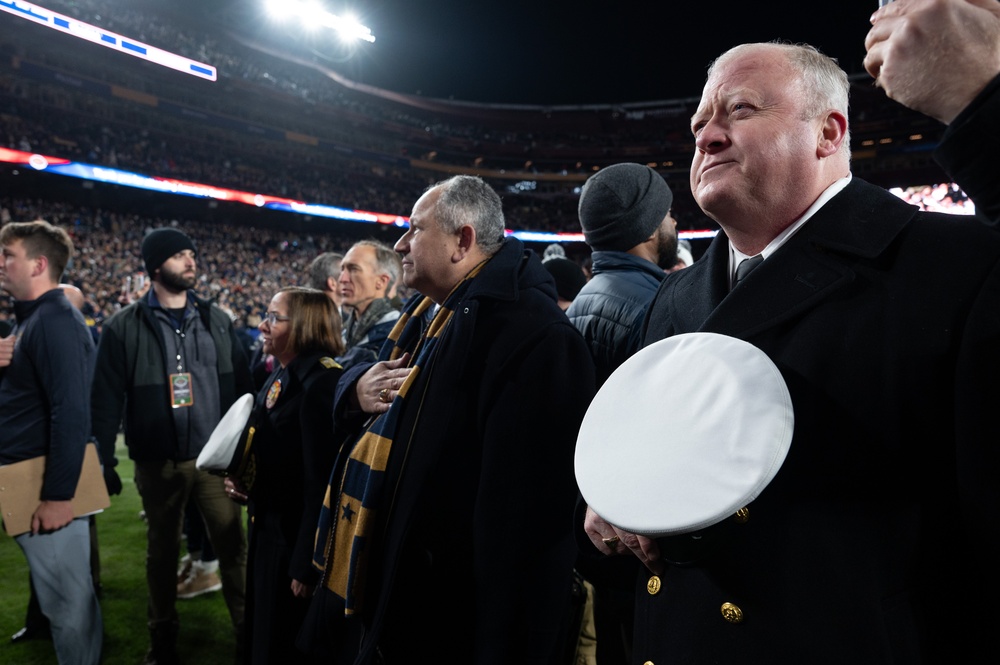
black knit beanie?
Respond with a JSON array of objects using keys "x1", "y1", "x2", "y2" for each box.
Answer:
[
  {"x1": 578, "y1": 163, "x2": 673, "y2": 252},
  {"x1": 141, "y1": 228, "x2": 196, "y2": 274}
]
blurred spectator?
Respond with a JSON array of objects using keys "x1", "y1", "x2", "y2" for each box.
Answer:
[
  {"x1": 306, "y1": 252, "x2": 344, "y2": 310},
  {"x1": 336, "y1": 240, "x2": 401, "y2": 370},
  {"x1": 670, "y1": 239, "x2": 695, "y2": 273},
  {"x1": 565, "y1": 163, "x2": 677, "y2": 665},
  {"x1": 543, "y1": 257, "x2": 587, "y2": 311}
]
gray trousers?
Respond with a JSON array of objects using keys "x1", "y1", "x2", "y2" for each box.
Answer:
[
  {"x1": 16, "y1": 518, "x2": 103, "y2": 665},
  {"x1": 134, "y1": 459, "x2": 247, "y2": 632}
]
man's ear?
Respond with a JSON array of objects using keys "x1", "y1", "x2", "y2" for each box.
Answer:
[
  {"x1": 817, "y1": 110, "x2": 848, "y2": 158},
  {"x1": 452, "y1": 225, "x2": 477, "y2": 262},
  {"x1": 326, "y1": 276, "x2": 338, "y2": 292},
  {"x1": 32, "y1": 255, "x2": 49, "y2": 279}
]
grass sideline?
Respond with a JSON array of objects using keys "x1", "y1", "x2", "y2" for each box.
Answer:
[{"x1": 0, "y1": 441, "x2": 238, "y2": 665}]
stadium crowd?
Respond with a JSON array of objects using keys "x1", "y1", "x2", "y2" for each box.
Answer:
[
  {"x1": 1, "y1": 0, "x2": 956, "y2": 240},
  {"x1": 0, "y1": 196, "x2": 370, "y2": 335},
  {"x1": 3, "y1": 1, "x2": 1000, "y2": 665}
]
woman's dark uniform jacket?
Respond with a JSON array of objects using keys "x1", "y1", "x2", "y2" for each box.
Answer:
[
  {"x1": 241, "y1": 350, "x2": 343, "y2": 664},
  {"x1": 633, "y1": 177, "x2": 1000, "y2": 663}
]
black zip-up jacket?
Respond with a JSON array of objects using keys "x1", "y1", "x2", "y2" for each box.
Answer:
[{"x1": 91, "y1": 290, "x2": 253, "y2": 465}]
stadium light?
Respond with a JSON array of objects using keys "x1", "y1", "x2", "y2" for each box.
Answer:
[
  {"x1": 266, "y1": 0, "x2": 375, "y2": 43},
  {"x1": 264, "y1": 0, "x2": 286, "y2": 20}
]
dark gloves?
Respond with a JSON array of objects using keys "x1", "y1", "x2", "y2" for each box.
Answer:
[
  {"x1": 103, "y1": 465, "x2": 123, "y2": 496},
  {"x1": 94, "y1": 437, "x2": 122, "y2": 496}
]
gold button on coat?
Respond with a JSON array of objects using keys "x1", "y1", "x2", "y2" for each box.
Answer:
[
  {"x1": 720, "y1": 602, "x2": 744, "y2": 623},
  {"x1": 646, "y1": 575, "x2": 661, "y2": 595}
]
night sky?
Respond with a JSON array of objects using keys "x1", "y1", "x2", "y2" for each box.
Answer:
[{"x1": 242, "y1": 0, "x2": 888, "y2": 106}]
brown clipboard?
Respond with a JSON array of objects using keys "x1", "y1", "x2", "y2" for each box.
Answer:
[{"x1": 0, "y1": 443, "x2": 111, "y2": 537}]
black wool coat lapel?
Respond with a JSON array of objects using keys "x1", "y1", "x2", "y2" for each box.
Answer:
[{"x1": 647, "y1": 179, "x2": 917, "y2": 342}]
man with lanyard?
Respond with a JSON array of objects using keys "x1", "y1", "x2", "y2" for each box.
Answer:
[{"x1": 91, "y1": 228, "x2": 252, "y2": 665}]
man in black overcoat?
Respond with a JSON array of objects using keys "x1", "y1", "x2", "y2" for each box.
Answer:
[
  {"x1": 585, "y1": 42, "x2": 1000, "y2": 663},
  {"x1": 302, "y1": 175, "x2": 596, "y2": 664}
]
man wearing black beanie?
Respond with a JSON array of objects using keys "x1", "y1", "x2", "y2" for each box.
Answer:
[
  {"x1": 566, "y1": 162, "x2": 677, "y2": 665},
  {"x1": 568, "y1": 162, "x2": 678, "y2": 386},
  {"x1": 91, "y1": 227, "x2": 252, "y2": 665}
]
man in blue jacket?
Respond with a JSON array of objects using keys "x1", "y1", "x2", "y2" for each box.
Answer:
[
  {"x1": 0, "y1": 220, "x2": 102, "y2": 665},
  {"x1": 566, "y1": 162, "x2": 677, "y2": 665},
  {"x1": 567, "y1": 162, "x2": 678, "y2": 388}
]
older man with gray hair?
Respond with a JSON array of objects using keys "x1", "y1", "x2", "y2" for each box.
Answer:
[
  {"x1": 302, "y1": 175, "x2": 596, "y2": 665},
  {"x1": 336, "y1": 240, "x2": 401, "y2": 369}
]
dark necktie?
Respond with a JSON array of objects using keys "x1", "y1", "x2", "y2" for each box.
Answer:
[{"x1": 734, "y1": 255, "x2": 764, "y2": 287}]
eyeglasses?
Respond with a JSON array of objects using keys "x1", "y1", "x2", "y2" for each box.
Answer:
[{"x1": 262, "y1": 312, "x2": 291, "y2": 326}]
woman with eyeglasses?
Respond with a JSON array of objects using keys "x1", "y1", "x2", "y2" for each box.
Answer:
[{"x1": 225, "y1": 286, "x2": 344, "y2": 664}]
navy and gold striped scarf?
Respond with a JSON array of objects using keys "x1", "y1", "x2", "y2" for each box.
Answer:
[{"x1": 312, "y1": 261, "x2": 487, "y2": 616}]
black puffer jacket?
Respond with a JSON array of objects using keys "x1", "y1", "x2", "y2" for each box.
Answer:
[{"x1": 566, "y1": 250, "x2": 665, "y2": 386}]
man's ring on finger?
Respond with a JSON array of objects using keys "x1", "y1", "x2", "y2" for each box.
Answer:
[
  {"x1": 378, "y1": 388, "x2": 391, "y2": 403},
  {"x1": 602, "y1": 535, "x2": 620, "y2": 549}
]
